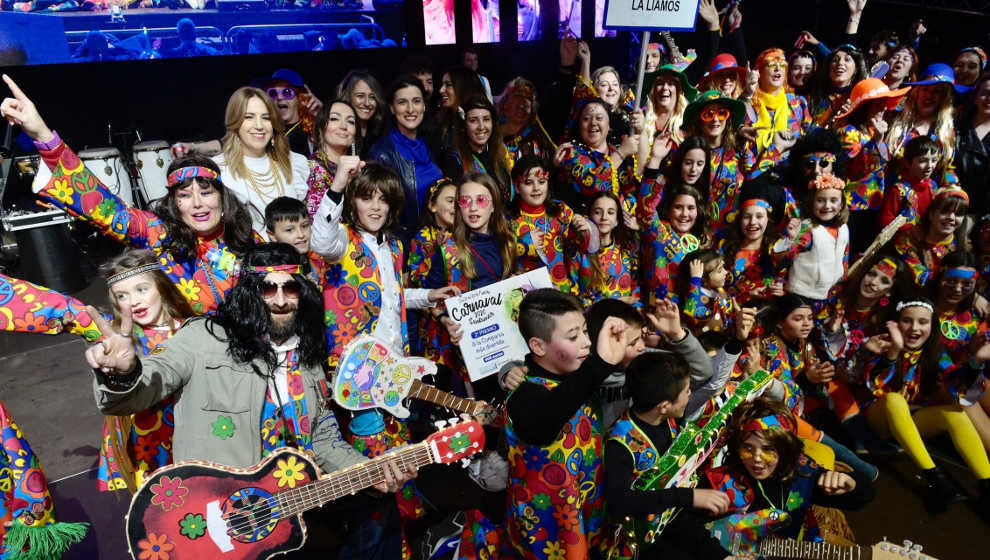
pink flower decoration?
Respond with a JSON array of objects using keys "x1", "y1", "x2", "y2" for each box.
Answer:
[
  {"x1": 879, "y1": 296, "x2": 890, "y2": 307},
  {"x1": 149, "y1": 475, "x2": 188, "y2": 512}
]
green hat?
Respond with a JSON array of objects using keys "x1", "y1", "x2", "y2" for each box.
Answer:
[
  {"x1": 682, "y1": 90, "x2": 746, "y2": 129},
  {"x1": 643, "y1": 64, "x2": 699, "y2": 103}
]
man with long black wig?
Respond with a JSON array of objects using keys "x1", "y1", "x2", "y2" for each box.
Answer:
[{"x1": 86, "y1": 242, "x2": 413, "y2": 558}]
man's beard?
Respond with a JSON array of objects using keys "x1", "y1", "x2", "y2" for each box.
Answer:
[{"x1": 268, "y1": 311, "x2": 297, "y2": 342}]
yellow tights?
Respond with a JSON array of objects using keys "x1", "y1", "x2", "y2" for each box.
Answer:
[{"x1": 866, "y1": 393, "x2": 990, "y2": 479}]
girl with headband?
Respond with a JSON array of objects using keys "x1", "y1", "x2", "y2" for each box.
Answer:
[
  {"x1": 893, "y1": 187, "x2": 971, "y2": 287},
  {"x1": 953, "y1": 46, "x2": 987, "y2": 88},
  {"x1": 701, "y1": 397, "x2": 874, "y2": 554},
  {"x1": 214, "y1": 86, "x2": 310, "y2": 235},
  {"x1": 0, "y1": 76, "x2": 255, "y2": 315},
  {"x1": 509, "y1": 155, "x2": 598, "y2": 293},
  {"x1": 720, "y1": 180, "x2": 801, "y2": 306},
  {"x1": 407, "y1": 177, "x2": 457, "y2": 358},
  {"x1": 0, "y1": 249, "x2": 193, "y2": 494},
  {"x1": 570, "y1": 191, "x2": 641, "y2": 307},
  {"x1": 859, "y1": 298, "x2": 990, "y2": 513}
]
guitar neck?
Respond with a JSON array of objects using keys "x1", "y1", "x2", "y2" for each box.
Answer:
[
  {"x1": 758, "y1": 537, "x2": 867, "y2": 560},
  {"x1": 408, "y1": 378, "x2": 484, "y2": 416},
  {"x1": 275, "y1": 442, "x2": 434, "y2": 518}
]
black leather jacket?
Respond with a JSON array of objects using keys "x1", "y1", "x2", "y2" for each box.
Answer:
[{"x1": 956, "y1": 120, "x2": 990, "y2": 215}]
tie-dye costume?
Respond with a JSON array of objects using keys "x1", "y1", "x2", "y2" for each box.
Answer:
[
  {"x1": 569, "y1": 240, "x2": 640, "y2": 307},
  {"x1": 681, "y1": 278, "x2": 737, "y2": 335},
  {"x1": 0, "y1": 401, "x2": 89, "y2": 560},
  {"x1": 557, "y1": 142, "x2": 639, "y2": 210},
  {"x1": 705, "y1": 455, "x2": 822, "y2": 553},
  {"x1": 637, "y1": 177, "x2": 711, "y2": 303},
  {"x1": 838, "y1": 124, "x2": 891, "y2": 212},
  {"x1": 892, "y1": 226, "x2": 959, "y2": 287},
  {"x1": 36, "y1": 140, "x2": 244, "y2": 315},
  {"x1": 512, "y1": 202, "x2": 595, "y2": 293},
  {"x1": 503, "y1": 375, "x2": 605, "y2": 560}
]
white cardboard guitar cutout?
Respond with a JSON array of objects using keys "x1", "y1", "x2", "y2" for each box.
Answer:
[{"x1": 333, "y1": 334, "x2": 438, "y2": 419}]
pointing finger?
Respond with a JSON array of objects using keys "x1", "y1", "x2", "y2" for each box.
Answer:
[{"x1": 2, "y1": 74, "x2": 28, "y2": 102}]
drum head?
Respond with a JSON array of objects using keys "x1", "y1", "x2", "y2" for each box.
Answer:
[
  {"x1": 133, "y1": 140, "x2": 170, "y2": 152},
  {"x1": 78, "y1": 147, "x2": 121, "y2": 159}
]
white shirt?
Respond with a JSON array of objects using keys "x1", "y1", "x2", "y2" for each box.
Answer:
[
  {"x1": 213, "y1": 151, "x2": 309, "y2": 236},
  {"x1": 310, "y1": 193, "x2": 433, "y2": 350}
]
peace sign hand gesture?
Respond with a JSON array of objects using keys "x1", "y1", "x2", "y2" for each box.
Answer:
[
  {"x1": 84, "y1": 305, "x2": 138, "y2": 376},
  {"x1": 0, "y1": 74, "x2": 54, "y2": 143}
]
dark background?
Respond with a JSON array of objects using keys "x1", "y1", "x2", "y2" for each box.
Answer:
[{"x1": 2, "y1": 0, "x2": 989, "y2": 150}]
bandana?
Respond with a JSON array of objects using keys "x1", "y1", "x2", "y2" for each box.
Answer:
[
  {"x1": 242, "y1": 264, "x2": 303, "y2": 275},
  {"x1": 167, "y1": 166, "x2": 220, "y2": 188},
  {"x1": 743, "y1": 413, "x2": 795, "y2": 434},
  {"x1": 945, "y1": 267, "x2": 978, "y2": 280},
  {"x1": 934, "y1": 187, "x2": 969, "y2": 203},
  {"x1": 742, "y1": 199, "x2": 772, "y2": 211},
  {"x1": 804, "y1": 152, "x2": 836, "y2": 164},
  {"x1": 874, "y1": 257, "x2": 898, "y2": 278}
]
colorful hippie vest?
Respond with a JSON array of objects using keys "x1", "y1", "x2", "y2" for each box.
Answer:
[
  {"x1": 512, "y1": 202, "x2": 589, "y2": 293},
  {"x1": 599, "y1": 412, "x2": 678, "y2": 559},
  {"x1": 37, "y1": 142, "x2": 242, "y2": 315},
  {"x1": 570, "y1": 241, "x2": 640, "y2": 308},
  {"x1": 1, "y1": 401, "x2": 88, "y2": 559},
  {"x1": 682, "y1": 278, "x2": 737, "y2": 335},
  {"x1": 839, "y1": 124, "x2": 890, "y2": 212},
  {"x1": 892, "y1": 226, "x2": 957, "y2": 287},
  {"x1": 706, "y1": 454, "x2": 822, "y2": 554},
  {"x1": 322, "y1": 226, "x2": 408, "y2": 368},
  {"x1": 505, "y1": 376, "x2": 605, "y2": 560}
]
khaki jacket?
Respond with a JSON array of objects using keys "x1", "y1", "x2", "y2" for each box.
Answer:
[{"x1": 93, "y1": 318, "x2": 365, "y2": 474}]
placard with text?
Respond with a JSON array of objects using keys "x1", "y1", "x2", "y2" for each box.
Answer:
[{"x1": 603, "y1": 0, "x2": 700, "y2": 31}]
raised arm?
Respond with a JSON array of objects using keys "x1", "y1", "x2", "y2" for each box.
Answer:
[{"x1": 0, "y1": 273, "x2": 102, "y2": 341}]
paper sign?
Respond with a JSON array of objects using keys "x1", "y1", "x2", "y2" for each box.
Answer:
[
  {"x1": 446, "y1": 268, "x2": 553, "y2": 381},
  {"x1": 603, "y1": 0, "x2": 700, "y2": 31}
]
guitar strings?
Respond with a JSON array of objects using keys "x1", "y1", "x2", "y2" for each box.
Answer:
[{"x1": 222, "y1": 446, "x2": 434, "y2": 535}]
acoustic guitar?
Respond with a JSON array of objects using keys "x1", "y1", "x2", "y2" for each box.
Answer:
[{"x1": 125, "y1": 420, "x2": 484, "y2": 560}]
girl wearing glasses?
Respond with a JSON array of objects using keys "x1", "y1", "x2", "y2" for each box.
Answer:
[
  {"x1": 1, "y1": 250, "x2": 193, "y2": 495},
  {"x1": 1, "y1": 76, "x2": 255, "y2": 316},
  {"x1": 510, "y1": 155, "x2": 597, "y2": 293},
  {"x1": 893, "y1": 187, "x2": 970, "y2": 288},
  {"x1": 427, "y1": 173, "x2": 517, "y2": 396},
  {"x1": 680, "y1": 90, "x2": 790, "y2": 232},
  {"x1": 702, "y1": 397, "x2": 874, "y2": 553},
  {"x1": 858, "y1": 298, "x2": 990, "y2": 513},
  {"x1": 214, "y1": 86, "x2": 311, "y2": 235},
  {"x1": 748, "y1": 49, "x2": 812, "y2": 157}
]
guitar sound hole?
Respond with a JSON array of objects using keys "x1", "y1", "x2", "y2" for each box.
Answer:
[{"x1": 222, "y1": 487, "x2": 281, "y2": 543}]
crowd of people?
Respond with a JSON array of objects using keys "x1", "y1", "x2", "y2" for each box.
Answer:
[{"x1": 2, "y1": 0, "x2": 990, "y2": 558}]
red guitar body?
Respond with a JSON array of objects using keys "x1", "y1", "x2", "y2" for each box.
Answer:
[{"x1": 126, "y1": 449, "x2": 319, "y2": 560}]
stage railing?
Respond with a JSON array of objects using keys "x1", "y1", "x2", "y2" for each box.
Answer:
[
  {"x1": 64, "y1": 27, "x2": 225, "y2": 50},
  {"x1": 225, "y1": 21, "x2": 385, "y2": 47}
]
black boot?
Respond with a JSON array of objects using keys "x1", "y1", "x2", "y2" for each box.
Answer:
[{"x1": 922, "y1": 466, "x2": 968, "y2": 513}]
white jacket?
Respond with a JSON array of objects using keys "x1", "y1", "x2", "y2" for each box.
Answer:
[{"x1": 787, "y1": 222, "x2": 849, "y2": 300}]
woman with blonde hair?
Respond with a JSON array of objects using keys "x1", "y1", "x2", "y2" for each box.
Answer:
[{"x1": 213, "y1": 86, "x2": 309, "y2": 235}]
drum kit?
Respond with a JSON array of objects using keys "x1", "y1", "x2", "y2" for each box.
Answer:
[{"x1": 0, "y1": 135, "x2": 181, "y2": 288}]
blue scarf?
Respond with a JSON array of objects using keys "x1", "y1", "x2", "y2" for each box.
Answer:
[{"x1": 391, "y1": 128, "x2": 443, "y2": 209}]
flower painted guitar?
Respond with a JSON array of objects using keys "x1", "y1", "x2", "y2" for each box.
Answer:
[
  {"x1": 333, "y1": 335, "x2": 495, "y2": 422},
  {"x1": 125, "y1": 420, "x2": 484, "y2": 560}
]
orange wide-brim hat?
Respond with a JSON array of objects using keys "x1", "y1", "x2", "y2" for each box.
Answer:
[{"x1": 834, "y1": 77, "x2": 910, "y2": 120}]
